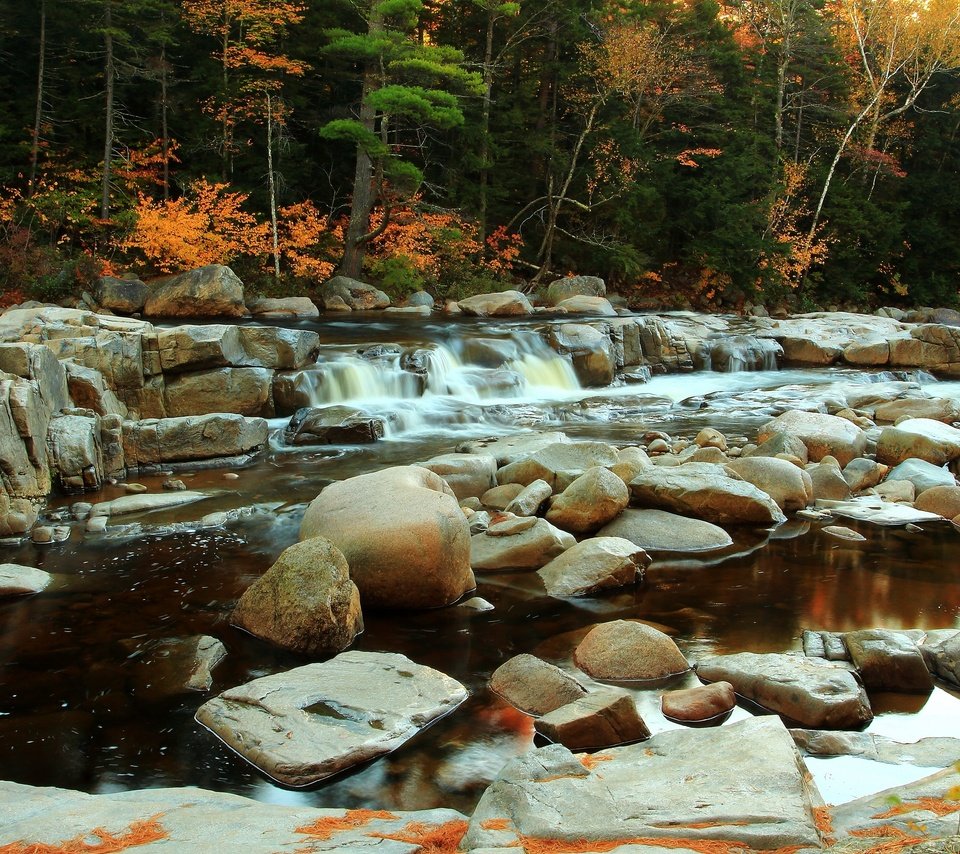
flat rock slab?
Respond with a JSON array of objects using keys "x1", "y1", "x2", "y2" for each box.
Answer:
[
  {"x1": 461, "y1": 716, "x2": 825, "y2": 851},
  {"x1": 90, "y1": 491, "x2": 211, "y2": 518},
  {"x1": 816, "y1": 496, "x2": 943, "y2": 526},
  {"x1": 697, "y1": 652, "x2": 873, "y2": 729},
  {"x1": 791, "y1": 730, "x2": 960, "y2": 767},
  {"x1": 195, "y1": 650, "x2": 467, "y2": 786},
  {"x1": 844, "y1": 628, "x2": 934, "y2": 694},
  {"x1": 0, "y1": 780, "x2": 467, "y2": 853},
  {"x1": 0, "y1": 563, "x2": 52, "y2": 597},
  {"x1": 597, "y1": 508, "x2": 733, "y2": 553}
]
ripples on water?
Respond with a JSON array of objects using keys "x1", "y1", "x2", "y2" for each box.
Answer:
[{"x1": 1, "y1": 313, "x2": 958, "y2": 811}]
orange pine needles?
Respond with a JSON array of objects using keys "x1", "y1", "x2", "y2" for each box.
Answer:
[
  {"x1": 367, "y1": 819, "x2": 470, "y2": 853},
  {"x1": 872, "y1": 797, "x2": 960, "y2": 819},
  {"x1": 813, "y1": 805, "x2": 835, "y2": 843},
  {"x1": 480, "y1": 818, "x2": 512, "y2": 831},
  {"x1": 294, "y1": 808, "x2": 397, "y2": 841},
  {"x1": 577, "y1": 753, "x2": 614, "y2": 771},
  {"x1": 0, "y1": 815, "x2": 167, "y2": 854}
]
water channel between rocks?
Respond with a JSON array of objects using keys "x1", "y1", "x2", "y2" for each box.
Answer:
[{"x1": 1, "y1": 312, "x2": 959, "y2": 815}]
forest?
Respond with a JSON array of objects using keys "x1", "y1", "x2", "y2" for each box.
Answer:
[{"x1": 0, "y1": 0, "x2": 959, "y2": 312}]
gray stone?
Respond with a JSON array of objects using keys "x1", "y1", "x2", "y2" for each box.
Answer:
[
  {"x1": 842, "y1": 457, "x2": 887, "y2": 492},
  {"x1": 123, "y1": 635, "x2": 227, "y2": 699},
  {"x1": 808, "y1": 460, "x2": 854, "y2": 500},
  {"x1": 195, "y1": 650, "x2": 467, "y2": 786},
  {"x1": 823, "y1": 524, "x2": 866, "y2": 541},
  {"x1": 285, "y1": 405, "x2": 385, "y2": 445},
  {"x1": 696, "y1": 652, "x2": 873, "y2": 729},
  {"x1": 747, "y1": 431, "x2": 810, "y2": 464},
  {"x1": 46, "y1": 413, "x2": 104, "y2": 492},
  {"x1": 758, "y1": 410, "x2": 868, "y2": 466},
  {"x1": 0, "y1": 562, "x2": 52, "y2": 597},
  {"x1": 122, "y1": 414, "x2": 268, "y2": 468},
  {"x1": 503, "y1": 479, "x2": 553, "y2": 516},
  {"x1": 537, "y1": 537, "x2": 649, "y2": 597},
  {"x1": 792, "y1": 729, "x2": 960, "y2": 767},
  {"x1": 548, "y1": 324, "x2": 615, "y2": 387},
  {"x1": 725, "y1": 456, "x2": 813, "y2": 511},
  {"x1": 461, "y1": 717, "x2": 824, "y2": 852},
  {"x1": 887, "y1": 458, "x2": 957, "y2": 493},
  {"x1": 596, "y1": 508, "x2": 733, "y2": 552},
  {"x1": 545, "y1": 275, "x2": 605, "y2": 306},
  {"x1": 90, "y1": 491, "x2": 210, "y2": 517},
  {"x1": 416, "y1": 453, "x2": 498, "y2": 501},
  {"x1": 919, "y1": 632, "x2": 960, "y2": 688},
  {"x1": 457, "y1": 431, "x2": 570, "y2": 466},
  {"x1": 163, "y1": 367, "x2": 274, "y2": 418},
  {"x1": 844, "y1": 629, "x2": 934, "y2": 694},
  {"x1": 818, "y1": 496, "x2": 942, "y2": 526},
  {"x1": 144, "y1": 265, "x2": 249, "y2": 318},
  {"x1": 95, "y1": 275, "x2": 148, "y2": 314},
  {"x1": 320, "y1": 276, "x2": 390, "y2": 311},
  {"x1": 457, "y1": 290, "x2": 533, "y2": 317},
  {"x1": 574, "y1": 619, "x2": 690, "y2": 681},
  {"x1": 497, "y1": 441, "x2": 620, "y2": 491},
  {"x1": 489, "y1": 653, "x2": 587, "y2": 715},
  {"x1": 545, "y1": 466, "x2": 629, "y2": 534},
  {"x1": 246, "y1": 296, "x2": 319, "y2": 318},
  {"x1": 534, "y1": 688, "x2": 650, "y2": 750},
  {"x1": 552, "y1": 295, "x2": 617, "y2": 316},
  {"x1": 481, "y1": 483, "x2": 524, "y2": 510},
  {"x1": 471, "y1": 517, "x2": 575, "y2": 571}
]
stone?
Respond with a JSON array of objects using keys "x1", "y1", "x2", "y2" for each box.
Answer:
[
  {"x1": 284, "y1": 405, "x2": 385, "y2": 445},
  {"x1": 820, "y1": 495, "x2": 943, "y2": 526},
  {"x1": 64, "y1": 362, "x2": 127, "y2": 417},
  {"x1": 695, "y1": 427, "x2": 727, "y2": 451},
  {"x1": 488, "y1": 654, "x2": 588, "y2": 715},
  {"x1": 95, "y1": 275, "x2": 148, "y2": 314},
  {"x1": 144, "y1": 265, "x2": 249, "y2": 318},
  {"x1": 791, "y1": 729, "x2": 960, "y2": 767},
  {"x1": 876, "y1": 417, "x2": 960, "y2": 467},
  {"x1": 628, "y1": 462, "x2": 787, "y2": 525},
  {"x1": 661, "y1": 680, "x2": 737, "y2": 723},
  {"x1": 457, "y1": 431, "x2": 570, "y2": 465},
  {"x1": 536, "y1": 537, "x2": 649, "y2": 597},
  {"x1": 552, "y1": 295, "x2": 617, "y2": 316},
  {"x1": 747, "y1": 430, "x2": 810, "y2": 464},
  {"x1": 416, "y1": 453, "x2": 498, "y2": 501},
  {"x1": 696, "y1": 652, "x2": 873, "y2": 729},
  {"x1": 320, "y1": 276, "x2": 390, "y2": 311},
  {"x1": 503, "y1": 479, "x2": 553, "y2": 516},
  {"x1": 873, "y1": 397, "x2": 960, "y2": 424},
  {"x1": 548, "y1": 324, "x2": 615, "y2": 387},
  {"x1": 461, "y1": 717, "x2": 824, "y2": 852},
  {"x1": 124, "y1": 635, "x2": 227, "y2": 699},
  {"x1": 457, "y1": 290, "x2": 533, "y2": 317},
  {"x1": 886, "y1": 458, "x2": 956, "y2": 493},
  {"x1": 807, "y1": 460, "x2": 853, "y2": 501},
  {"x1": 823, "y1": 525, "x2": 866, "y2": 541},
  {"x1": 574, "y1": 620, "x2": 690, "y2": 681},
  {"x1": 46, "y1": 413, "x2": 103, "y2": 491},
  {"x1": 914, "y1": 485, "x2": 960, "y2": 517},
  {"x1": 844, "y1": 629, "x2": 933, "y2": 694},
  {"x1": 124, "y1": 483, "x2": 148, "y2": 493},
  {"x1": 779, "y1": 336, "x2": 843, "y2": 364},
  {"x1": 480, "y1": 483, "x2": 524, "y2": 510},
  {"x1": 195, "y1": 650, "x2": 467, "y2": 786},
  {"x1": 544, "y1": 275, "x2": 605, "y2": 306},
  {"x1": 231, "y1": 538, "x2": 363, "y2": 657},
  {"x1": 497, "y1": 441, "x2": 620, "y2": 491},
  {"x1": 156, "y1": 325, "x2": 319, "y2": 373},
  {"x1": 164, "y1": 367, "x2": 274, "y2": 418},
  {"x1": 545, "y1": 466, "x2": 629, "y2": 534},
  {"x1": 122, "y1": 414, "x2": 268, "y2": 468},
  {"x1": 918, "y1": 632, "x2": 960, "y2": 688},
  {"x1": 246, "y1": 296, "x2": 319, "y2": 318},
  {"x1": 0, "y1": 563, "x2": 52, "y2": 597},
  {"x1": 485, "y1": 512, "x2": 537, "y2": 535},
  {"x1": 757, "y1": 410, "x2": 868, "y2": 467},
  {"x1": 534, "y1": 688, "x2": 650, "y2": 750},
  {"x1": 299, "y1": 466, "x2": 475, "y2": 609},
  {"x1": 471, "y1": 517, "x2": 575, "y2": 571},
  {"x1": 842, "y1": 457, "x2": 887, "y2": 492},
  {"x1": 875, "y1": 478, "x2": 915, "y2": 502},
  {"x1": 597, "y1": 508, "x2": 733, "y2": 553},
  {"x1": 725, "y1": 456, "x2": 813, "y2": 512}
]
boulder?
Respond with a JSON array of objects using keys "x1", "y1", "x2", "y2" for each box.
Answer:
[
  {"x1": 807, "y1": 459, "x2": 853, "y2": 501},
  {"x1": 481, "y1": 483, "x2": 524, "y2": 510},
  {"x1": 320, "y1": 276, "x2": 390, "y2": 311},
  {"x1": 696, "y1": 652, "x2": 873, "y2": 729},
  {"x1": 122, "y1": 414, "x2": 268, "y2": 467},
  {"x1": 461, "y1": 717, "x2": 824, "y2": 852},
  {"x1": 471, "y1": 516, "x2": 575, "y2": 571},
  {"x1": 124, "y1": 635, "x2": 226, "y2": 698},
  {"x1": 552, "y1": 295, "x2": 617, "y2": 316},
  {"x1": 232, "y1": 538, "x2": 363, "y2": 657},
  {"x1": 725, "y1": 456, "x2": 813, "y2": 512},
  {"x1": 874, "y1": 478, "x2": 915, "y2": 503},
  {"x1": 64, "y1": 363, "x2": 127, "y2": 417},
  {"x1": 536, "y1": 537, "x2": 649, "y2": 597},
  {"x1": 488, "y1": 653, "x2": 587, "y2": 715},
  {"x1": 534, "y1": 688, "x2": 650, "y2": 750},
  {"x1": 821, "y1": 496, "x2": 942, "y2": 526},
  {"x1": 156, "y1": 325, "x2": 319, "y2": 373},
  {"x1": 46, "y1": 413, "x2": 104, "y2": 491},
  {"x1": 873, "y1": 396, "x2": 960, "y2": 424},
  {"x1": 915, "y1": 484, "x2": 960, "y2": 517},
  {"x1": 886, "y1": 458, "x2": 956, "y2": 493},
  {"x1": 597, "y1": 508, "x2": 733, "y2": 553},
  {"x1": 574, "y1": 619, "x2": 689, "y2": 681},
  {"x1": 457, "y1": 290, "x2": 532, "y2": 317},
  {"x1": 503, "y1": 479, "x2": 553, "y2": 516},
  {"x1": 416, "y1": 453, "x2": 498, "y2": 501},
  {"x1": 747, "y1": 431, "x2": 809, "y2": 465},
  {"x1": 461, "y1": 337, "x2": 518, "y2": 367},
  {"x1": 695, "y1": 427, "x2": 727, "y2": 451},
  {"x1": 778, "y1": 336, "x2": 842, "y2": 365},
  {"x1": 95, "y1": 275, "x2": 148, "y2": 314},
  {"x1": 284, "y1": 406, "x2": 385, "y2": 445},
  {"x1": 875, "y1": 418, "x2": 960, "y2": 466},
  {"x1": 246, "y1": 296, "x2": 319, "y2": 318},
  {"x1": 195, "y1": 650, "x2": 467, "y2": 786},
  {"x1": 628, "y1": 462, "x2": 787, "y2": 525},
  {"x1": 661, "y1": 680, "x2": 737, "y2": 723},
  {"x1": 547, "y1": 324, "x2": 615, "y2": 387},
  {"x1": 919, "y1": 632, "x2": 960, "y2": 688},
  {"x1": 708, "y1": 335, "x2": 782, "y2": 371},
  {"x1": 163, "y1": 367, "x2": 274, "y2": 417},
  {"x1": 757, "y1": 410, "x2": 867, "y2": 466},
  {"x1": 299, "y1": 466, "x2": 475, "y2": 609},
  {"x1": 89, "y1": 490, "x2": 210, "y2": 518},
  {"x1": 844, "y1": 629, "x2": 933, "y2": 694},
  {"x1": 842, "y1": 457, "x2": 887, "y2": 492},
  {"x1": 144, "y1": 265, "x2": 249, "y2": 318},
  {"x1": 545, "y1": 466, "x2": 629, "y2": 533},
  {"x1": 497, "y1": 441, "x2": 620, "y2": 491},
  {"x1": 544, "y1": 275, "x2": 605, "y2": 306},
  {"x1": 457, "y1": 431, "x2": 570, "y2": 465},
  {"x1": 0, "y1": 563, "x2": 52, "y2": 597}
]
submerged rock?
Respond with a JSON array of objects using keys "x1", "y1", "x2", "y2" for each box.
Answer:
[
  {"x1": 0, "y1": 563, "x2": 52, "y2": 597},
  {"x1": 124, "y1": 635, "x2": 227, "y2": 699},
  {"x1": 195, "y1": 650, "x2": 467, "y2": 786}
]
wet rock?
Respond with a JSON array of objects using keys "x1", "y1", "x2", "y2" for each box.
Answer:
[
  {"x1": 416, "y1": 453, "x2": 498, "y2": 501},
  {"x1": 144, "y1": 265, "x2": 249, "y2": 318},
  {"x1": 457, "y1": 290, "x2": 533, "y2": 317},
  {"x1": 535, "y1": 688, "x2": 650, "y2": 750},
  {"x1": 156, "y1": 325, "x2": 319, "y2": 373},
  {"x1": 844, "y1": 629, "x2": 933, "y2": 694},
  {"x1": 95, "y1": 275, "x2": 148, "y2": 314},
  {"x1": 31, "y1": 525, "x2": 53, "y2": 544},
  {"x1": 886, "y1": 458, "x2": 956, "y2": 493},
  {"x1": 807, "y1": 459, "x2": 853, "y2": 501},
  {"x1": 823, "y1": 525, "x2": 866, "y2": 541},
  {"x1": 873, "y1": 396, "x2": 960, "y2": 424},
  {"x1": 163, "y1": 479, "x2": 187, "y2": 491},
  {"x1": 124, "y1": 635, "x2": 227, "y2": 699},
  {"x1": 497, "y1": 441, "x2": 620, "y2": 491},
  {"x1": 320, "y1": 275, "x2": 390, "y2": 311},
  {"x1": 725, "y1": 456, "x2": 813, "y2": 512},
  {"x1": 480, "y1": 483, "x2": 524, "y2": 510},
  {"x1": 919, "y1": 632, "x2": 960, "y2": 688},
  {"x1": 661, "y1": 680, "x2": 737, "y2": 723},
  {"x1": 696, "y1": 652, "x2": 873, "y2": 729},
  {"x1": 779, "y1": 336, "x2": 843, "y2": 364},
  {"x1": 792, "y1": 728, "x2": 960, "y2": 767},
  {"x1": 457, "y1": 431, "x2": 570, "y2": 465},
  {"x1": 628, "y1": 462, "x2": 787, "y2": 525},
  {"x1": 0, "y1": 563, "x2": 52, "y2": 597},
  {"x1": 758, "y1": 410, "x2": 868, "y2": 466},
  {"x1": 299, "y1": 466, "x2": 475, "y2": 609},
  {"x1": 64, "y1": 362, "x2": 127, "y2": 417},
  {"x1": 285, "y1": 405, "x2": 385, "y2": 445},
  {"x1": 842, "y1": 457, "x2": 887, "y2": 492},
  {"x1": 552, "y1": 295, "x2": 617, "y2": 316},
  {"x1": 85, "y1": 516, "x2": 107, "y2": 533},
  {"x1": 246, "y1": 296, "x2": 319, "y2": 318},
  {"x1": 46, "y1": 413, "x2": 104, "y2": 492},
  {"x1": 471, "y1": 517, "x2": 575, "y2": 571},
  {"x1": 485, "y1": 512, "x2": 538, "y2": 535},
  {"x1": 503, "y1": 479, "x2": 553, "y2": 516},
  {"x1": 536, "y1": 537, "x2": 649, "y2": 597},
  {"x1": 459, "y1": 596, "x2": 494, "y2": 611},
  {"x1": 122, "y1": 414, "x2": 269, "y2": 468},
  {"x1": 195, "y1": 650, "x2": 467, "y2": 786},
  {"x1": 460, "y1": 337, "x2": 518, "y2": 367},
  {"x1": 124, "y1": 483, "x2": 148, "y2": 494},
  {"x1": 819, "y1": 496, "x2": 942, "y2": 526},
  {"x1": 489, "y1": 653, "x2": 587, "y2": 715},
  {"x1": 462, "y1": 717, "x2": 824, "y2": 852},
  {"x1": 875, "y1": 478, "x2": 916, "y2": 502},
  {"x1": 574, "y1": 619, "x2": 689, "y2": 681},
  {"x1": 548, "y1": 324, "x2": 615, "y2": 387},
  {"x1": 746, "y1": 430, "x2": 809, "y2": 464},
  {"x1": 232, "y1": 538, "x2": 363, "y2": 657},
  {"x1": 323, "y1": 294, "x2": 351, "y2": 312},
  {"x1": 597, "y1": 508, "x2": 733, "y2": 553},
  {"x1": 90, "y1": 491, "x2": 210, "y2": 518},
  {"x1": 695, "y1": 427, "x2": 727, "y2": 451},
  {"x1": 545, "y1": 275, "x2": 605, "y2": 306},
  {"x1": 164, "y1": 366, "x2": 274, "y2": 418},
  {"x1": 545, "y1": 466, "x2": 629, "y2": 534},
  {"x1": 876, "y1": 418, "x2": 960, "y2": 466},
  {"x1": 915, "y1": 484, "x2": 960, "y2": 517}
]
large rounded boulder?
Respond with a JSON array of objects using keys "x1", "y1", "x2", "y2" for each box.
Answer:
[
  {"x1": 143, "y1": 265, "x2": 249, "y2": 318},
  {"x1": 726, "y1": 456, "x2": 813, "y2": 512},
  {"x1": 757, "y1": 411, "x2": 867, "y2": 467},
  {"x1": 299, "y1": 466, "x2": 475, "y2": 609},
  {"x1": 574, "y1": 620, "x2": 690, "y2": 681}
]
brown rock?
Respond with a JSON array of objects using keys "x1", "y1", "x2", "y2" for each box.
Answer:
[
  {"x1": 661, "y1": 681, "x2": 737, "y2": 723},
  {"x1": 535, "y1": 688, "x2": 650, "y2": 749},
  {"x1": 574, "y1": 620, "x2": 689, "y2": 681},
  {"x1": 489, "y1": 653, "x2": 587, "y2": 715}
]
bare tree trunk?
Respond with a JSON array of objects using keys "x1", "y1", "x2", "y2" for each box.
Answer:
[
  {"x1": 266, "y1": 93, "x2": 280, "y2": 277},
  {"x1": 28, "y1": 0, "x2": 46, "y2": 197},
  {"x1": 478, "y1": 10, "x2": 495, "y2": 244},
  {"x1": 221, "y1": 18, "x2": 231, "y2": 180},
  {"x1": 160, "y1": 42, "x2": 170, "y2": 200},
  {"x1": 101, "y1": 0, "x2": 115, "y2": 220}
]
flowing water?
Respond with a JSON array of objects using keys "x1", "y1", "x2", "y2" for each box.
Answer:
[{"x1": 1, "y1": 313, "x2": 959, "y2": 812}]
